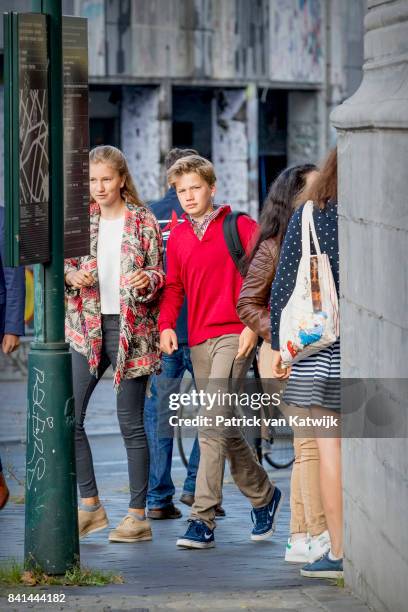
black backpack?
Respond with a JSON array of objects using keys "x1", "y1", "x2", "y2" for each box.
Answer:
[
  {"x1": 223, "y1": 211, "x2": 263, "y2": 363},
  {"x1": 222, "y1": 211, "x2": 248, "y2": 277}
]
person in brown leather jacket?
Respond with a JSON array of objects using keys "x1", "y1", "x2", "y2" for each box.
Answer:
[
  {"x1": 237, "y1": 164, "x2": 318, "y2": 345},
  {"x1": 237, "y1": 164, "x2": 332, "y2": 565}
]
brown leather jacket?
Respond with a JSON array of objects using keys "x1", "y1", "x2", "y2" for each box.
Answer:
[{"x1": 237, "y1": 238, "x2": 280, "y2": 342}]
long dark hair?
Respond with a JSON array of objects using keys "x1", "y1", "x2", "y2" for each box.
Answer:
[{"x1": 243, "y1": 163, "x2": 317, "y2": 273}]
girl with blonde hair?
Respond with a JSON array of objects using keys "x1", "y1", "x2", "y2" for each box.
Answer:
[{"x1": 65, "y1": 145, "x2": 164, "y2": 544}]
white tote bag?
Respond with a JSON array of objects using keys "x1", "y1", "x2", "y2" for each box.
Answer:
[{"x1": 279, "y1": 201, "x2": 339, "y2": 367}]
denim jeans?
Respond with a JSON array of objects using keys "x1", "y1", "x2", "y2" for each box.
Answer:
[{"x1": 144, "y1": 345, "x2": 200, "y2": 509}]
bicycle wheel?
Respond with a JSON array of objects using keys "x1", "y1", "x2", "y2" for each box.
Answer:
[{"x1": 263, "y1": 427, "x2": 295, "y2": 469}]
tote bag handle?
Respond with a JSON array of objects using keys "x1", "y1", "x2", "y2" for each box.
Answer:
[{"x1": 301, "y1": 201, "x2": 322, "y2": 258}]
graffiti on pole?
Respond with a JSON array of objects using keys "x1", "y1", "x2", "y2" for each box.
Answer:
[{"x1": 27, "y1": 367, "x2": 48, "y2": 490}]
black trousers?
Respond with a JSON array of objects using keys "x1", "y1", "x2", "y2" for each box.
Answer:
[{"x1": 71, "y1": 315, "x2": 149, "y2": 508}]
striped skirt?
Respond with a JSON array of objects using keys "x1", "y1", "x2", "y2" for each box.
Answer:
[{"x1": 283, "y1": 339, "x2": 341, "y2": 412}]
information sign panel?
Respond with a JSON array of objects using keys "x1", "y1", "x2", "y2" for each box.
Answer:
[
  {"x1": 4, "y1": 13, "x2": 50, "y2": 265},
  {"x1": 4, "y1": 13, "x2": 90, "y2": 265},
  {"x1": 62, "y1": 16, "x2": 90, "y2": 258}
]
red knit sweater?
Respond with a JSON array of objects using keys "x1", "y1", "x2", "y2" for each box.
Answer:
[{"x1": 158, "y1": 206, "x2": 258, "y2": 347}]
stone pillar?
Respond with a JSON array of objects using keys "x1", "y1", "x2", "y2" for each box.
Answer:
[
  {"x1": 331, "y1": 2, "x2": 408, "y2": 611},
  {"x1": 121, "y1": 87, "x2": 161, "y2": 202}
]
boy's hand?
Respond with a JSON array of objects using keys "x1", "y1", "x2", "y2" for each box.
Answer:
[
  {"x1": 160, "y1": 329, "x2": 178, "y2": 355},
  {"x1": 235, "y1": 326, "x2": 258, "y2": 360},
  {"x1": 271, "y1": 349, "x2": 291, "y2": 379}
]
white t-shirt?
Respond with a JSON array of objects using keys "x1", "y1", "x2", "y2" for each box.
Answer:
[{"x1": 97, "y1": 216, "x2": 125, "y2": 314}]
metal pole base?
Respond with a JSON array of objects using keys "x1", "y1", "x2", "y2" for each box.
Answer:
[{"x1": 24, "y1": 345, "x2": 79, "y2": 574}]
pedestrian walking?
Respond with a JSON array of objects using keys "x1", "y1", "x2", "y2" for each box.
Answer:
[
  {"x1": 64, "y1": 145, "x2": 165, "y2": 543},
  {"x1": 159, "y1": 154, "x2": 282, "y2": 549},
  {"x1": 145, "y1": 147, "x2": 199, "y2": 520},
  {"x1": 237, "y1": 164, "x2": 331, "y2": 565},
  {"x1": 0, "y1": 205, "x2": 26, "y2": 510},
  {"x1": 270, "y1": 149, "x2": 343, "y2": 578}
]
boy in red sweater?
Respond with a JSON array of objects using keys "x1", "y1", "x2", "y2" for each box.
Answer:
[{"x1": 159, "y1": 155, "x2": 282, "y2": 549}]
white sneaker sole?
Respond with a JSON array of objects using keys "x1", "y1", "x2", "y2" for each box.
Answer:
[
  {"x1": 300, "y1": 568, "x2": 343, "y2": 579},
  {"x1": 251, "y1": 492, "x2": 284, "y2": 542},
  {"x1": 176, "y1": 538, "x2": 215, "y2": 549},
  {"x1": 285, "y1": 552, "x2": 309, "y2": 563}
]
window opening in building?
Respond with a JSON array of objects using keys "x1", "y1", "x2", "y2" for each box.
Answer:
[
  {"x1": 172, "y1": 88, "x2": 213, "y2": 160},
  {"x1": 258, "y1": 89, "x2": 288, "y2": 210},
  {"x1": 89, "y1": 86, "x2": 121, "y2": 149}
]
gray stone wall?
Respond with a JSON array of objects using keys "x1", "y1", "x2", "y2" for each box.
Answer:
[
  {"x1": 331, "y1": 1, "x2": 408, "y2": 610},
  {"x1": 269, "y1": 0, "x2": 325, "y2": 83},
  {"x1": 326, "y1": 0, "x2": 366, "y2": 145},
  {"x1": 0, "y1": 1, "x2": 366, "y2": 207},
  {"x1": 212, "y1": 89, "x2": 249, "y2": 212},
  {"x1": 287, "y1": 91, "x2": 321, "y2": 165},
  {"x1": 282, "y1": 0, "x2": 365, "y2": 166},
  {"x1": 121, "y1": 87, "x2": 161, "y2": 202},
  {"x1": 74, "y1": 0, "x2": 326, "y2": 83},
  {"x1": 74, "y1": 0, "x2": 106, "y2": 75}
]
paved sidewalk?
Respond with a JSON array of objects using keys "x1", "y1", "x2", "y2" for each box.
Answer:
[{"x1": 0, "y1": 381, "x2": 372, "y2": 611}]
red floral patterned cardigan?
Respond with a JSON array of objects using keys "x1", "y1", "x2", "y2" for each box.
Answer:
[{"x1": 64, "y1": 202, "x2": 165, "y2": 389}]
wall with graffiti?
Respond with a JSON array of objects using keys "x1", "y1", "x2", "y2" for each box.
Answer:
[
  {"x1": 121, "y1": 87, "x2": 161, "y2": 203},
  {"x1": 212, "y1": 89, "x2": 249, "y2": 212},
  {"x1": 269, "y1": 0, "x2": 324, "y2": 83},
  {"x1": 75, "y1": 0, "x2": 324, "y2": 84}
]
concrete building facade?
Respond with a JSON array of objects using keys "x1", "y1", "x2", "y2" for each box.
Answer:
[{"x1": 0, "y1": 0, "x2": 365, "y2": 214}]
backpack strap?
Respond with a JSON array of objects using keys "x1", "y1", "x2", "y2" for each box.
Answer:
[{"x1": 223, "y1": 211, "x2": 248, "y2": 277}]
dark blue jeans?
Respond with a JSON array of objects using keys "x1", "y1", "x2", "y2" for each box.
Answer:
[{"x1": 144, "y1": 346, "x2": 200, "y2": 509}]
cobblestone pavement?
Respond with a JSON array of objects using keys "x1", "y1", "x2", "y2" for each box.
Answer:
[{"x1": 0, "y1": 381, "x2": 372, "y2": 611}]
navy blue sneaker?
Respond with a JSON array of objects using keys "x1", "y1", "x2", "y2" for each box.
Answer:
[
  {"x1": 300, "y1": 551, "x2": 343, "y2": 578},
  {"x1": 251, "y1": 487, "x2": 283, "y2": 541},
  {"x1": 176, "y1": 519, "x2": 215, "y2": 549}
]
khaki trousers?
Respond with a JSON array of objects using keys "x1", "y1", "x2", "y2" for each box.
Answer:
[
  {"x1": 290, "y1": 435, "x2": 327, "y2": 536},
  {"x1": 258, "y1": 340, "x2": 327, "y2": 537},
  {"x1": 190, "y1": 334, "x2": 274, "y2": 530}
]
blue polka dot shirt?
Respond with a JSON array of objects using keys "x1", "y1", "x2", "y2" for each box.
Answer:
[{"x1": 270, "y1": 200, "x2": 339, "y2": 350}]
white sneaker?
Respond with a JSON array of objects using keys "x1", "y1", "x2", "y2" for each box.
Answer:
[
  {"x1": 285, "y1": 535, "x2": 310, "y2": 563},
  {"x1": 308, "y1": 530, "x2": 331, "y2": 562}
]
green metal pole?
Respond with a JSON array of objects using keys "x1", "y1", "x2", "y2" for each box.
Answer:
[{"x1": 24, "y1": 0, "x2": 79, "y2": 573}]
